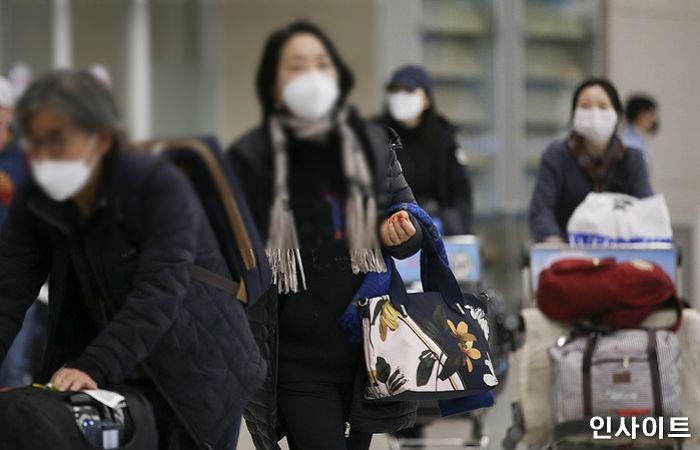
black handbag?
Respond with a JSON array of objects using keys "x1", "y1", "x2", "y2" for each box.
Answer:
[{"x1": 0, "y1": 385, "x2": 157, "y2": 449}]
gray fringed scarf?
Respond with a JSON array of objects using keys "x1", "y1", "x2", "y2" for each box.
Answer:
[{"x1": 267, "y1": 107, "x2": 387, "y2": 294}]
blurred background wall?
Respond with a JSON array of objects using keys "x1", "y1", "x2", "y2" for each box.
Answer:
[
  {"x1": 1, "y1": 0, "x2": 699, "y2": 306},
  {"x1": 606, "y1": 0, "x2": 700, "y2": 303}
]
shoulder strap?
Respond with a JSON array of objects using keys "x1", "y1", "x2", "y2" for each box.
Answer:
[
  {"x1": 131, "y1": 138, "x2": 272, "y2": 305},
  {"x1": 191, "y1": 265, "x2": 241, "y2": 298},
  {"x1": 581, "y1": 332, "x2": 598, "y2": 417},
  {"x1": 646, "y1": 329, "x2": 663, "y2": 417},
  {"x1": 111, "y1": 150, "x2": 246, "y2": 302}
]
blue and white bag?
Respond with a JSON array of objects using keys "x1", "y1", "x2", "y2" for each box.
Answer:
[{"x1": 567, "y1": 193, "x2": 672, "y2": 246}]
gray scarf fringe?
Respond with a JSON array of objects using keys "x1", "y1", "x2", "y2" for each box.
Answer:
[{"x1": 267, "y1": 107, "x2": 386, "y2": 294}]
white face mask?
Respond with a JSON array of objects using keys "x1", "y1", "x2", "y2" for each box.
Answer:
[
  {"x1": 281, "y1": 71, "x2": 339, "y2": 121},
  {"x1": 572, "y1": 107, "x2": 618, "y2": 147},
  {"x1": 388, "y1": 91, "x2": 425, "y2": 123},
  {"x1": 31, "y1": 136, "x2": 97, "y2": 202}
]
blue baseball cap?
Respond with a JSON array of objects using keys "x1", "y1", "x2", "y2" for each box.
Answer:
[{"x1": 387, "y1": 65, "x2": 434, "y2": 96}]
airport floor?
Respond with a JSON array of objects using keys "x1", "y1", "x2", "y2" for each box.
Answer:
[{"x1": 236, "y1": 375, "x2": 515, "y2": 450}]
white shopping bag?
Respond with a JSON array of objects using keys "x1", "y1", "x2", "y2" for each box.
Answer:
[{"x1": 567, "y1": 193, "x2": 672, "y2": 245}]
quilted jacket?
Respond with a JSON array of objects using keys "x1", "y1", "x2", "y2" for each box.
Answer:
[{"x1": 0, "y1": 150, "x2": 266, "y2": 449}]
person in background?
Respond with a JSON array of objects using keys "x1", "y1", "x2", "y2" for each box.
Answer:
[
  {"x1": 8, "y1": 63, "x2": 32, "y2": 101},
  {"x1": 88, "y1": 64, "x2": 113, "y2": 90},
  {"x1": 0, "y1": 70, "x2": 264, "y2": 449},
  {"x1": 529, "y1": 78, "x2": 653, "y2": 243},
  {"x1": 0, "y1": 75, "x2": 28, "y2": 227},
  {"x1": 621, "y1": 94, "x2": 658, "y2": 166},
  {"x1": 377, "y1": 65, "x2": 473, "y2": 235},
  {"x1": 0, "y1": 74, "x2": 37, "y2": 388},
  {"x1": 228, "y1": 21, "x2": 422, "y2": 450}
]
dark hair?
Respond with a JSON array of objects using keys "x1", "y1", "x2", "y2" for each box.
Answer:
[
  {"x1": 255, "y1": 20, "x2": 354, "y2": 117},
  {"x1": 625, "y1": 95, "x2": 657, "y2": 123},
  {"x1": 571, "y1": 77, "x2": 624, "y2": 122},
  {"x1": 16, "y1": 69, "x2": 127, "y2": 150}
]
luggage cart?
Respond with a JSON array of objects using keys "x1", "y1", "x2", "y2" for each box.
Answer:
[{"x1": 506, "y1": 243, "x2": 685, "y2": 450}]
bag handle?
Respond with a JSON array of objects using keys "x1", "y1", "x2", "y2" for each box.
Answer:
[
  {"x1": 646, "y1": 329, "x2": 663, "y2": 417},
  {"x1": 666, "y1": 295, "x2": 684, "y2": 333},
  {"x1": 388, "y1": 220, "x2": 468, "y2": 316},
  {"x1": 581, "y1": 332, "x2": 598, "y2": 417}
]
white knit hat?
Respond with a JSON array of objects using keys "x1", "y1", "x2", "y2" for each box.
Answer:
[{"x1": 0, "y1": 76, "x2": 13, "y2": 108}]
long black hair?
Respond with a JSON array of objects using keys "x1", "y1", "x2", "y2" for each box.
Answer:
[
  {"x1": 570, "y1": 77, "x2": 624, "y2": 125},
  {"x1": 255, "y1": 21, "x2": 355, "y2": 118}
]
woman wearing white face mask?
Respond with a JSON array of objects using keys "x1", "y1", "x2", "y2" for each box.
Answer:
[
  {"x1": 529, "y1": 78, "x2": 653, "y2": 242},
  {"x1": 228, "y1": 21, "x2": 423, "y2": 450},
  {"x1": 377, "y1": 65, "x2": 473, "y2": 235}
]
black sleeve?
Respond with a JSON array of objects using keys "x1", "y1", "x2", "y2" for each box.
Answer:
[
  {"x1": 383, "y1": 132, "x2": 422, "y2": 259},
  {"x1": 529, "y1": 146, "x2": 565, "y2": 242},
  {"x1": 0, "y1": 191, "x2": 50, "y2": 362},
  {"x1": 71, "y1": 163, "x2": 202, "y2": 386},
  {"x1": 443, "y1": 140, "x2": 473, "y2": 234},
  {"x1": 386, "y1": 135, "x2": 416, "y2": 206}
]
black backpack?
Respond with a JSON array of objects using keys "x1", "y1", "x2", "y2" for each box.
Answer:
[{"x1": 125, "y1": 136, "x2": 272, "y2": 306}]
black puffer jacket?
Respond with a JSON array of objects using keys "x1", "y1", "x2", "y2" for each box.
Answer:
[
  {"x1": 378, "y1": 111, "x2": 473, "y2": 235},
  {"x1": 0, "y1": 150, "x2": 266, "y2": 449},
  {"x1": 228, "y1": 116, "x2": 419, "y2": 450}
]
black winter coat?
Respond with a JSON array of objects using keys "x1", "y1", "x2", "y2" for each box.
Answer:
[
  {"x1": 0, "y1": 150, "x2": 266, "y2": 449},
  {"x1": 378, "y1": 111, "x2": 473, "y2": 235},
  {"x1": 228, "y1": 117, "x2": 420, "y2": 450}
]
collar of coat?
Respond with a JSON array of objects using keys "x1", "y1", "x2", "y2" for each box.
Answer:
[
  {"x1": 26, "y1": 149, "x2": 122, "y2": 237},
  {"x1": 568, "y1": 132, "x2": 627, "y2": 192}
]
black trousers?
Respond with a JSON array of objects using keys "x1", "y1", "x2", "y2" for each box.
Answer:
[{"x1": 278, "y1": 380, "x2": 373, "y2": 450}]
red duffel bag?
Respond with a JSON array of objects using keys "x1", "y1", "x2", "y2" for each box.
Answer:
[{"x1": 537, "y1": 257, "x2": 678, "y2": 329}]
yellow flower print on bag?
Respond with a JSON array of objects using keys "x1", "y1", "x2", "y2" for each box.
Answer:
[
  {"x1": 447, "y1": 320, "x2": 482, "y2": 372},
  {"x1": 379, "y1": 299, "x2": 400, "y2": 341}
]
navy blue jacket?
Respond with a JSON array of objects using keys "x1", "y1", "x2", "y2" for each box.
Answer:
[
  {"x1": 529, "y1": 137, "x2": 653, "y2": 242},
  {"x1": 0, "y1": 150, "x2": 265, "y2": 449}
]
